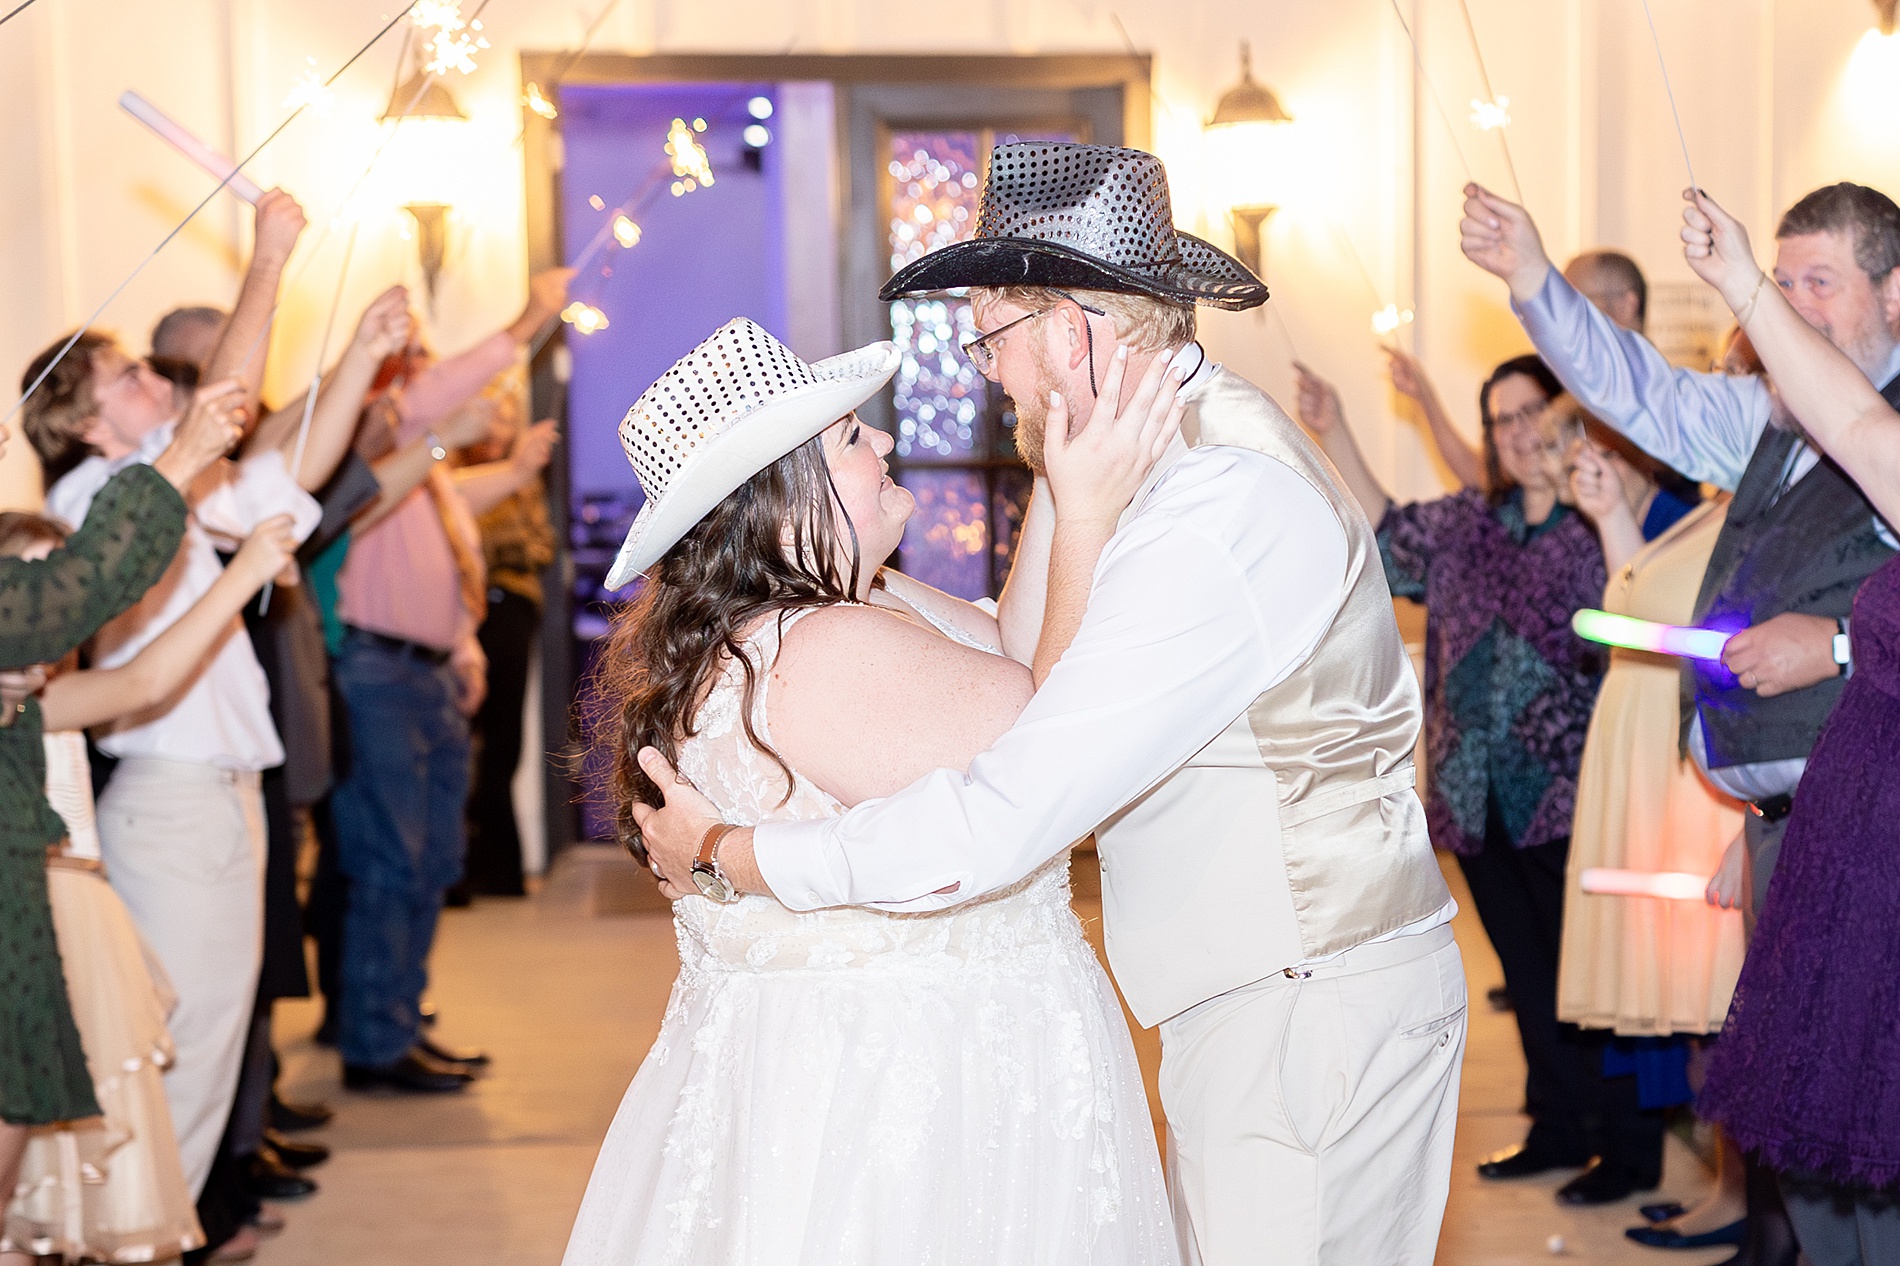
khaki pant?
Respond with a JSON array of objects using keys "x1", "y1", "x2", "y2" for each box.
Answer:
[
  {"x1": 97, "y1": 758, "x2": 264, "y2": 1199},
  {"x1": 1159, "y1": 924, "x2": 1466, "y2": 1266}
]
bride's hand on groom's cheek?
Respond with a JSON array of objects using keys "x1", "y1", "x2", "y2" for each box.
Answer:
[
  {"x1": 1044, "y1": 345, "x2": 1188, "y2": 525},
  {"x1": 631, "y1": 746, "x2": 722, "y2": 892}
]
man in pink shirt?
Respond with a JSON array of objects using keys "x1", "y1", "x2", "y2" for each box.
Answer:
[{"x1": 329, "y1": 270, "x2": 568, "y2": 1092}]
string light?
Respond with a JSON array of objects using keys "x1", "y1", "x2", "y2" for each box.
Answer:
[
  {"x1": 1470, "y1": 96, "x2": 1511, "y2": 132},
  {"x1": 612, "y1": 215, "x2": 641, "y2": 247},
  {"x1": 561, "y1": 301, "x2": 610, "y2": 334},
  {"x1": 1371, "y1": 304, "x2": 1415, "y2": 337},
  {"x1": 747, "y1": 96, "x2": 773, "y2": 120},
  {"x1": 523, "y1": 81, "x2": 558, "y2": 119}
]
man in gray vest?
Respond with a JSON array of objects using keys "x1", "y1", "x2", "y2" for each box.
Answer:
[{"x1": 637, "y1": 143, "x2": 1466, "y2": 1264}]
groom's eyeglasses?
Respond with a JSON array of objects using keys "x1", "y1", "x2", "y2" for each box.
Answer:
[{"x1": 961, "y1": 290, "x2": 1108, "y2": 394}]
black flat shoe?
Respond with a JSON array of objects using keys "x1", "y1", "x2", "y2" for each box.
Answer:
[
  {"x1": 1477, "y1": 1140, "x2": 1592, "y2": 1180},
  {"x1": 342, "y1": 1050, "x2": 471, "y2": 1094},
  {"x1": 262, "y1": 1129, "x2": 329, "y2": 1169},
  {"x1": 245, "y1": 1147, "x2": 318, "y2": 1201},
  {"x1": 269, "y1": 1095, "x2": 333, "y2": 1133},
  {"x1": 1640, "y1": 1201, "x2": 1688, "y2": 1224},
  {"x1": 312, "y1": 1012, "x2": 337, "y2": 1048},
  {"x1": 1486, "y1": 985, "x2": 1514, "y2": 1012},
  {"x1": 417, "y1": 1034, "x2": 490, "y2": 1068},
  {"x1": 1625, "y1": 1219, "x2": 1746, "y2": 1249},
  {"x1": 1558, "y1": 1159, "x2": 1660, "y2": 1206}
]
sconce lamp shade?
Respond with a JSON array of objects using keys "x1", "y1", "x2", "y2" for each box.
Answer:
[
  {"x1": 1205, "y1": 41, "x2": 1296, "y2": 276},
  {"x1": 1209, "y1": 42, "x2": 1293, "y2": 127},
  {"x1": 1878, "y1": 0, "x2": 1898, "y2": 35},
  {"x1": 383, "y1": 70, "x2": 468, "y2": 123}
]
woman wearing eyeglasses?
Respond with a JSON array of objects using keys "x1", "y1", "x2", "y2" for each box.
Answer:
[{"x1": 1296, "y1": 353, "x2": 1672, "y2": 1206}]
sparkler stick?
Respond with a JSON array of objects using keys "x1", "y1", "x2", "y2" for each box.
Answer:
[
  {"x1": 1579, "y1": 868, "x2": 1710, "y2": 901},
  {"x1": 1571, "y1": 609, "x2": 1732, "y2": 660},
  {"x1": 1452, "y1": 0, "x2": 1524, "y2": 203},
  {"x1": 1, "y1": 0, "x2": 42, "y2": 28},
  {"x1": 1384, "y1": 0, "x2": 1475, "y2": 183},
  {"x1": 1638, "y1": 0, "x2": 1698, "y2": 190},
  {"x1": 120, "y1": 92, "x2": 264, "y2": 203},
  {"x1": 5, "y1": 2, "x2": 422, "y2": 426}
]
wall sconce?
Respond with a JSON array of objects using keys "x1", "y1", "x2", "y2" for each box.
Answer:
[
  {"x1": 1876, "y1": 0, "x2": 1897, "y2": 34},
  {"x1": 1204, "y1": 41, "x2": 1295, "y2": 279},
  {"x1": 381, "y1": 64, "x2": 468, "y2": 310}
]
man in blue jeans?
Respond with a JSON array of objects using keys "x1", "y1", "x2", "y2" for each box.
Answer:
[{"x1": 327, "y1": 295, "x2": 565, "y2": 1092}]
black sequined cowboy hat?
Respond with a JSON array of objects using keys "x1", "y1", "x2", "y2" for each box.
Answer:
[{"x1": 879, "y1": 142, "x2": 1268, "y2": 312}]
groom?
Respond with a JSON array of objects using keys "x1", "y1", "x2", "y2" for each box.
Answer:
[{"x1": 637, "y1": 143, "x2": 1465, "y2": 1264}]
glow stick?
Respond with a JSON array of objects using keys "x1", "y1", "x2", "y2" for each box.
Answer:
[
  {"x1": 1571, "y1": 609, "x2": 1731, "y2": 661},
  {"x1": 120, "y1": 92, "x2": 264, "y2": 204},
  {"x1": 1579, "y1": 868, "x2": 1709, "y2": 901}
]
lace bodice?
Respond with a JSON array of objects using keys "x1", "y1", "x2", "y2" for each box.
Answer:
[{"x1": 670, "y1": 598, "x2": 1074, "y2": 978}]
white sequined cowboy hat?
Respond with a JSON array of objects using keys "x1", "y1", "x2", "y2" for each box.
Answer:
[
  {"x1": 606, "y1": 318, "x2": 900, "y2": 589},
  {"x1": 879, "y1": 142, "x2": 1268, "y2": 311}
]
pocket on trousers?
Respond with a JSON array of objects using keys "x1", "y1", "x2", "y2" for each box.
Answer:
[{"x1": 1397, "y1": 1007, "x2": 1465, "y2": 1042}]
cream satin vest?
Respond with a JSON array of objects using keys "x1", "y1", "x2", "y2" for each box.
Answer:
[{"x1": 1096, "y1": 367, "x2": 1450, "y2": 1027}]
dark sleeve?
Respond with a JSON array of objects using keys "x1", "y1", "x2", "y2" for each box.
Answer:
[
  {"x1": 1376, "y1": 495, "x2": 1460, "y2": 602},
  {"x1": 299, "y1": 451, "x2": 382, "y2": 563},
  {"x1": 0, "y1": 464, "x2": 187, "y2": 668}
]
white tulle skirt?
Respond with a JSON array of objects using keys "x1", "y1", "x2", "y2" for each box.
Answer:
[
  {"x1": 562, "y1": 881, "x2": 1179, "y2": 1266},
  {"x1": 3, "y1": 860, "x2": 203, "y2": 1264}
]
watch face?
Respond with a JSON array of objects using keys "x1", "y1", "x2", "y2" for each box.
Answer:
[{"x1": 691, "y1": 865, "x2": 733, "y2": 903}]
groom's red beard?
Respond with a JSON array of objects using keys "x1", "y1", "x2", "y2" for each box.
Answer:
[{"x1": 1004, "y1": 341, "x2": 1064, "y2": 474}]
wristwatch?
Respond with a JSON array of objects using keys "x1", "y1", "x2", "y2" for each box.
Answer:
[
  {"x1": 426, "y1": 430, "x2": 448, "y2": 462},
  {"x1": 691, "y1": 822, "x2": 742, "y2": 903},
  {"x1": 1833, "y1": 618, "x2": 1851, "y2": 676}
]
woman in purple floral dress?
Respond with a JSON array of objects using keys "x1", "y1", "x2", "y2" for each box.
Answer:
[{"x1": 1297, "y1": 355, "x2": 1677, "y2": 1206}]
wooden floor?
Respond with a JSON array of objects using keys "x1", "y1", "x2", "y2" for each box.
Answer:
[{"x1": 265, "y1": 850, "x2": 1732, "y2": 1265}]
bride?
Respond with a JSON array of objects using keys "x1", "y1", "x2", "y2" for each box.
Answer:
[{"x1": 562, "y1": 318, "x2": 1185, "y2": 1265}]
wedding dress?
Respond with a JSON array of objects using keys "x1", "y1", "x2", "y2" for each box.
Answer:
[{"x1": 563, "y1": 602, "x2": 1178, "y2": 1266}]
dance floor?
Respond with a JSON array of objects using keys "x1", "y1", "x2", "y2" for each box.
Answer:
[{"x1": 270, "y1": 849, "x2": 1732, "y2": 1265}]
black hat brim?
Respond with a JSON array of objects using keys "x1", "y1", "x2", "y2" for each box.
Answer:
[{"x1": 879, "y1": 231, "x2": 1268, "y2": 312}]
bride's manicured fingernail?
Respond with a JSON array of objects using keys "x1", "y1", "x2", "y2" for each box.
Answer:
[{"x1": 1050, "y1": 390, "x2": 1062, "y2": 406}]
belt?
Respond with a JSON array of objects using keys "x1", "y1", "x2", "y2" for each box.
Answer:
[
  {"x1": 346, "y1": 625, "x2": 451, "y2": 666},
  {"x1": 1748, "y1": 793, "x2": 1795, "y2": 823}
]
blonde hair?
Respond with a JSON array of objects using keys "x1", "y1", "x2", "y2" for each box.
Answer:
[{"x1": 973, "y1": 287, "x2": 1195, "y2": 351}]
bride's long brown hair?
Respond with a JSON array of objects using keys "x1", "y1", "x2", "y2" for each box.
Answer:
[{"x1": 598, "y1": 430, "x2": 868, "y2": 863}]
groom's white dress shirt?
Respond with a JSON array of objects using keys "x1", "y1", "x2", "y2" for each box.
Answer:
[{"x1": 756, "y1": 358, "x2": 1453, "y2": 964}]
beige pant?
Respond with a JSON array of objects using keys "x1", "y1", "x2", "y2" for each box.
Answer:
[
  {"x1": 1159, "y1": 924, "x2": 1466, "y2": 1266},
  {"x1": 96, "y1": 758, "x2": 265, "y2": 1199}
]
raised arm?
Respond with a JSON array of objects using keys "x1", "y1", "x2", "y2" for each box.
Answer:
[
  {"x1": 453, "y1": 419, "x2": 557, "y2": 517},
  {"x1": 994, "y1": 479, "x2": 1053, "y2": 666},
  {"x1": 1032, "y1": 346, "x2": 1187, "y2": 686},
  {"x1": 1385, "y1": 347, "x2": 1484, "y2": 489},
  {"x1": 1294, "y1": 362, "x2": 1391, "y2": 521},
  {"x1": 0, "y1": 465, "x2": 186, "y2": 668},
  {"x1": 40, "y1": 516, "x2": 298, "y2": 730},
  {"x1": 246, "y1": 286, "x2": 412, "y2": 491},
  {"x1": 1460, "y1": 182, "x2": 1767, "y2": 488},
  {"x1": 203, "y1": 190, "x2": 306, "y2": 420},
  {"x1": 1683, "y1": 188, "x2": 1900, "y2": 525},
  {"x1": 1570, "y1": 442, "x2": 1647, "y2": 574}
]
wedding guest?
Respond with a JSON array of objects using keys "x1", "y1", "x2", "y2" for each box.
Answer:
[
  {"x1": 328, "y1": 269, "x2": 568, "y2": 1092},
  {"x1": 0, "y1": 396, "x2": 238, "y2": 1254},
  {"x1": 26, "y1": 294, "x2": 321, "y2": 1219},
  {"x1": 1462, "y1": 179, "x2": 1899, "y2": 1263},
  {"x1": 1684, "y1": 184, "x2": 1900, "y2": 1266},
  {"x1": 455, "y1": 378, "x2": 557, "y2": 900},
  {"x1": 1296, "y1": 359, "x2": 1666, "y2": 1205},
  {"x1": 1, "y1": 508, "x2": 295, "y2": 1264}
]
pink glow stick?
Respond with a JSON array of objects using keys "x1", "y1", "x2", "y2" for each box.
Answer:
[
  {"x1": 1579, "y1": 868, "x2": 1710, "y2": 901},
  {"x1": 119, "y1": 91, "x2": 263, "y2": 204}
]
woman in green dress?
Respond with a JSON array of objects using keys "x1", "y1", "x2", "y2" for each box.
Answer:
[{"x1": 0, "y1": 375, "x2": 242, "y2": 1230}]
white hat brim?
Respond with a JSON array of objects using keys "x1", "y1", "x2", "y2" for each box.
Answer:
[{"x1": 604, "y1": 340, "x2": 902, "y2": 589}]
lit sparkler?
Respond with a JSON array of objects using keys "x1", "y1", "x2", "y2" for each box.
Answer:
[
  {"x1": 1470, "y1": 96, "x2": 1511, "y2": 131},
  {"x1": 524, "y1": 81, "x2": 558, "y2": 119},
  {"x1": 1371, "y1": 304, "x2": 1415, "y2": 337},
  {"x1": 561, "y1": 301, "x2": 609, "y2": 334},
  {"x1": 612, "y1": 215, "x2": 641, "y2": 248}
]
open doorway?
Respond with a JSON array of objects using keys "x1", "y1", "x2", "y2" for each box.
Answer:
[{"x1": 520, "y1": 53, "x2": 1148, "y2": 847}]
